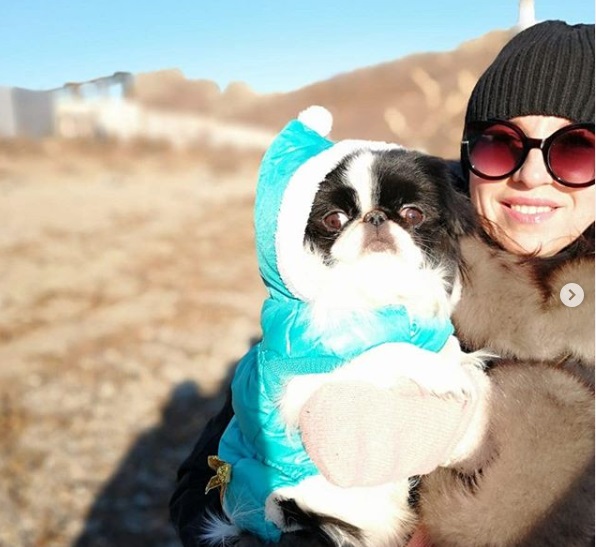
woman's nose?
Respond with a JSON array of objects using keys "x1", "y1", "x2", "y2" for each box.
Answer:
[{"x1": 511, "y1": 148, "x2": 553, "y2": 188}]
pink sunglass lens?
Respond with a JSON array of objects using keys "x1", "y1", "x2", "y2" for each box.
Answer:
[
  {"x1": 470, "y1": 126, "x2": 523, "y2": 178},
  {"x1": 549, "y1": 128, "x2": 595, "y2": 184}
]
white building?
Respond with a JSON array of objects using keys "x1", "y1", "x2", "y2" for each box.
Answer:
[
  {"x1": 1, "y1": 72, "x2": 274, "y2": 150},
  {"x1": 0, "y1": 86, "x2": 56, "y2": 138}
]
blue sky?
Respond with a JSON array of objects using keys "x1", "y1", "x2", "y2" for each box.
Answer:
[{"x1": 0, "y1": 1, "x2": 593, "y2": 93}]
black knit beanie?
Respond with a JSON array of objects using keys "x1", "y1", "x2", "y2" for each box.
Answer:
[{"x1": 465, "y1": 21, "x2": 595, "y2": 125}]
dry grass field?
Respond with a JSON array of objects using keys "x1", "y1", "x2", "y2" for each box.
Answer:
[{"x1": 0, "y1": 139, "x2": 267, "y2": 546}]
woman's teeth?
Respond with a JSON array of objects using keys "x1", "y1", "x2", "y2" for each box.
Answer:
[{"x1": 509, "y1": 204, "x2": 554, "y2": 214}]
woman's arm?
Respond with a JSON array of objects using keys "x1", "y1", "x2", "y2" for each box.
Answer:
[
  {"x1": 169, "y1": 386, "x2": 330, "y2": 547},
  {"x1": 169, "y1": 388, "x2": 234, "y2": 547},
  {"x1": 419, "y1": 361, "x2": 594, "y2": 547}
]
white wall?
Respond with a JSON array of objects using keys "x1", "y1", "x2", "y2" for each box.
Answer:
[
  {"x1": 12, "y1": 88, "x2": 55, "y2": 138},
  {"x1": 55, "y1": 97, "x2": 275, "y2": 150},
  {"x1": 0, "y1": 87, "x2": 16, "y2": 137},
  {"x1": 0, "y1": 87, "x2": 55, "y2": 138}
]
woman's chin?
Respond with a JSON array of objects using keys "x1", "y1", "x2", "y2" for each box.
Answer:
[{"x1": 495, "y1": 229, "x2": 575, "y2": 257}]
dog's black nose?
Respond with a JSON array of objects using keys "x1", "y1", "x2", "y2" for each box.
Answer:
[{"x1": 363, "y1": 210, "x2": 388, "y2": 227}]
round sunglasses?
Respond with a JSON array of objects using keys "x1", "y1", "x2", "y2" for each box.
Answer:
[{"x1": 461, "y1": 120, "x2": 595, "y2": 188}]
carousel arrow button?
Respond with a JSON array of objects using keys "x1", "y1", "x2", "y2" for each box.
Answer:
[{"x1": 560, "y1": 283, "x2": 584, "y2": 308}]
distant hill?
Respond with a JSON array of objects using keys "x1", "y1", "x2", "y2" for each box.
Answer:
[{"x1": 132, "y1": 29, "x2": 514, "y2": 158}]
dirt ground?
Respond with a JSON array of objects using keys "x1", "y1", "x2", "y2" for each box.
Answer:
[{"x1": 0, "y1": 139, "x2": 267, "y2": 547}]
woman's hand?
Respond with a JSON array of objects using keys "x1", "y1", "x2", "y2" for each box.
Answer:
[{"x1": 298, "y1": 364, "x2": 491, "y2": 487}]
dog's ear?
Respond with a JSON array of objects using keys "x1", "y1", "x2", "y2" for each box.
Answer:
[
  {"x1": 446, "y1": 181, "x2": 478, "y2": 238},
  {"x1": 419, "y1": 155, "x2": 478, "y2": 238},
  {"x1": 440, "y1": 159, "x2": 478, "y2": 238}
]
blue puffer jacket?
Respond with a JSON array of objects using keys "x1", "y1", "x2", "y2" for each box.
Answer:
[{"x1": 216, "y1": 109, "x2": 454, "y2": 541}]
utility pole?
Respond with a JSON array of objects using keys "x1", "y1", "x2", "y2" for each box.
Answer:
[{"x1": 518, "y1": 0, "x2": 536, "y2": 31}]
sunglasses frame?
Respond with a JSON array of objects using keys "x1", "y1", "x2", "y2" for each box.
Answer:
[{"x1": 461, "y1": 119, "x2": 595, "y2": 188}]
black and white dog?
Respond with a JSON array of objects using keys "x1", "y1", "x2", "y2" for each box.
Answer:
[
  {"x1": 271, "y1": 149, "x2": 487, "y2": 546},
  {"x1": 204, "y1": 116, "x2": 489, "y2": 547}
]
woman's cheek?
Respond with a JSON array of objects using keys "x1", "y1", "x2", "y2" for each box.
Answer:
[{"x1": 469, "y1": 175, "x2": 494, "y2": 222}]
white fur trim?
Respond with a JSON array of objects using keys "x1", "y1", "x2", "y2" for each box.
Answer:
[
  {"x1": 276, "y1": 140, "x2": 403, "y2": 301},
  {"x1": 297, "y1": 105, "x2": 333, "y2": 137}
]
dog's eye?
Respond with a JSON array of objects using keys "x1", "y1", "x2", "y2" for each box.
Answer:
[
  {"x1": 399, "y1": 206, "x2": 424, "y2": 227},
  {"x1": 322, "y1": 211, "x2": 349, "y2": 232}
]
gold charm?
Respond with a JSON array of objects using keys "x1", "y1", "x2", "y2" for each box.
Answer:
[{"x1": 205, "y1": 455, "x2": 232, "y2": 503}]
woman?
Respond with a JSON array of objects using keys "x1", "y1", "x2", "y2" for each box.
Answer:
[
  {"x1": 411, "y1": 20, "x2": 594, "y2": 546},
  {"x1": 170, "y1": 20, "x2": 595, "y2": 546}
]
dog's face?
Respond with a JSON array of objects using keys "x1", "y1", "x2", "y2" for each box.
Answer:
[{"x1": 303, "y1": 149, "x2": 475, "y2": 314}]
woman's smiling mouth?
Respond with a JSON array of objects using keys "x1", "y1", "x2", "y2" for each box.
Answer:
[{"x1": 501, "y1": 199, "x2": 560, "y2": 224}]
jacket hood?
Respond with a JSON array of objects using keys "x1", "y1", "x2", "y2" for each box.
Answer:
[{"x1": 254, "y1": 106, "x2": 402, "y2": 302}]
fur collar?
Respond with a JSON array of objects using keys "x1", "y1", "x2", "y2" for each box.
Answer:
[{"x1": 454, "y1": 235, "x2": 595, "y2": 367}]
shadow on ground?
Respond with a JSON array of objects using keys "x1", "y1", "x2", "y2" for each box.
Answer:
[{"x1": 72, "y1": 375, "x2": 231, "y2": 547}]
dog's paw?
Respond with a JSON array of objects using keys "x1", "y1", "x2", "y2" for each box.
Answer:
[
  {"x1": 414, "y1": 357, "x2": 476, "y2": 400},
  {"x1": 264, "y1": 492, "x2": 303, "y2": 533},
  {"x1": 337, "y1": 341, "x2": 478, "y2": 400},
  {"x1": 279, "y1": 374, "x2": 330, "y2": 429}
]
